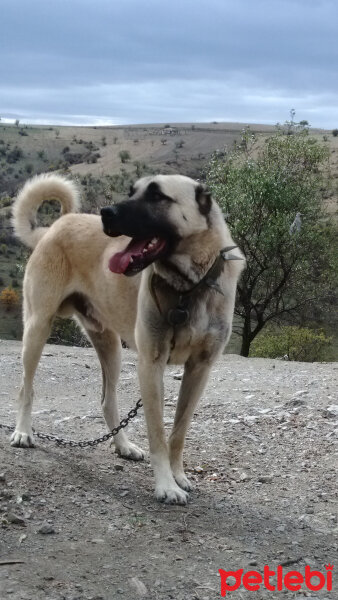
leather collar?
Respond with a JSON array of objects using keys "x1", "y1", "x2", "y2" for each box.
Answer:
[{"x1": 149, "y1": 246, "x2": 241, "y2": 327}]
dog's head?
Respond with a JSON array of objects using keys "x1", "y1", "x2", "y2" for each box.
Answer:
[{"x1": 101, "y1": 175, "x2": 214, "y2": 276}]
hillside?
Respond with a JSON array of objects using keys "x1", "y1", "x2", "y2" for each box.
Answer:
[
  {"x1": 0, "y1": 341, "x2": 337, "y2": 599},
  {"x1": 0, "y1": 121, "x2": 337, "y2": 347}
]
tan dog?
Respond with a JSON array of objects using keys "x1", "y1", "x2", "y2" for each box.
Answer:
[{"x1": 11, "y1": 173, "x2": 244, "y2": 504}]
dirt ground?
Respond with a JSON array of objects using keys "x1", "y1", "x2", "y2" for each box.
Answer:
[{"x1": 0, "y1": 340, "x2": 337, "y2": 599}]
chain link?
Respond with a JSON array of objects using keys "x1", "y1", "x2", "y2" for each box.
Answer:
[{"x1": 0, "y1": 398, "x2": 143, "y2": 448}]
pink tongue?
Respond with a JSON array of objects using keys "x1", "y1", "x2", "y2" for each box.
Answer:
[{"x1": 109, "y1": 239, "x2": 147, "y2": 274}]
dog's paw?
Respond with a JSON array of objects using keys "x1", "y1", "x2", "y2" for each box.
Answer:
[
  {"x1": 155, "y1": 482, "x2": 189, "y2": 505},
  {"x1": 10, "y1": 430, "x2": 35, "y2": 448},
  {"x1": 114, "y1": 441, "x2": 145, "y2": 461},
  {"x1": 173, "y1": 471, "x2": 193, "y2": 492}
]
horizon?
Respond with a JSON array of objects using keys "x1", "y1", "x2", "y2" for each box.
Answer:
[{"x1": 0, "y1": 117, "x2": 328, "y2": 131}]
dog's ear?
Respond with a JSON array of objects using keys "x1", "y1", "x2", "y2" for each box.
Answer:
[{"x1": 195, "y1": 184, "x2": 212, "y2": 216}]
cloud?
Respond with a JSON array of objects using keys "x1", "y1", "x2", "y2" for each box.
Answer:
[{"x1": 1, "y1": 0, "x2": 337, "y2": 127}]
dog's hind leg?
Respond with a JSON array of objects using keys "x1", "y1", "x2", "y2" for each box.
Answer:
[
  {"x1": 85, "y1": 329, "x2": 144, "y2": 461},
  {"x1": 169, "y1": 356, "x2": 213, "y2": 492},
  {"x1": 11, "y1": 313, "x2": 53, "y2": 447}
]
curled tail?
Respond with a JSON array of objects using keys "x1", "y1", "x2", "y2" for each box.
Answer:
[{"x1": 12, "y1": 173, "x2": 81, "y2": 249}]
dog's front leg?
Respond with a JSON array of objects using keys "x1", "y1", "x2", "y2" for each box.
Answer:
[
  {"x1": 169, "y1": 355, "x2": 214, "y2": 491},
  {"x1": 138, "y1": 353, "x2": 189, "y2": 505}
]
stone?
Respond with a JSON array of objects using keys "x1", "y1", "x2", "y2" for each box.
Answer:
[
  {"x1": 129, "y1": 577, "x2": 148, "y2": 597},
  {"x1": 114, "y1": 464, "x2": 124, "y2": 471},
  {"x1": 258, "y1": 476, "x2": 273, "y2": 484},
  {"x1": 37, "y1": 523, "x2": 55, "y2": 535},
  {"x1": 7, "y1": 512, "x2": 26, "y2": 526}
]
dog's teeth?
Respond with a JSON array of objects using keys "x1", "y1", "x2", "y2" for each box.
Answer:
[
  {"x1": 151, "y1": 237, "x2": 159, "y2": 244},
  {"x1": 129, "y1": 257, "x2": 134, "y2": 263}
]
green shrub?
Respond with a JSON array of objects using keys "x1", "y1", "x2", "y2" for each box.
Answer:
[
  {"x1": 206, "y1": 125, "x2": 336, "y2": 356},
  {"x1": 48, "y1": 317, "x2": 90, "y2": 347},
  {"x1": 119, "y1": 150, "x2": 131, "y2": 163},
  {"x1": 7, "y1": 146, "x2": 24, "y2": 163},
  {"x1": 250, "y1": 326, "x2": 332, "y2": 362},
  {"x1": 0, "y1": 197, "x2": 12, "y2": 208}
]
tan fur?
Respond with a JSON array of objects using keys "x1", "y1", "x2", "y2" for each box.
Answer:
[
  {"x1": 12, "y1": 174, "x2": 81, "y2": 249},
  {"x1": 10, "y1": 173, "x2": 244, "y2": 505}
]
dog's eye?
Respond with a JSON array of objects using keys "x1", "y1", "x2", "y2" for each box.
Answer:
[
  {"x1": 128, "y1": 186, "x2": 135, "y2": 198},
  {"x1": 150, "y1": 190, "x2": 174, "y2": 203},
  {"x1": 152, "y1": 191, "x2": 165, "y2": 201}
]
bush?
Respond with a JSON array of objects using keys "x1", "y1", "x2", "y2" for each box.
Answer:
[
  {"x1": 250, "y1": 326, "x2": 332, "y2": 362},
  {"x1": 0, "y1": 196, "x2": 12, "y2": 208},
  {"x1": 206, "y1": 125, "x2": 336, "y2": 356},
  {"x1": 119, "y1": 150, "x2": 131, "y2": 163},
  {"x1": 332, "y1": 129, "x2": 338, "y2": 137},
  {"x1": 48, "y1": 317, "x2": 90, "y2": 347},
  {"x1": 0, "y1": 287, "x2": 19, "y2": 309},
  {"x1": 7, "y1": 146, "x2": 24, "y2": 163}
]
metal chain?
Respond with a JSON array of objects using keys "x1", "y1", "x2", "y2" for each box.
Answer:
[{"x1": 0, "y1": 398, "x2": 143, "y2": 448}]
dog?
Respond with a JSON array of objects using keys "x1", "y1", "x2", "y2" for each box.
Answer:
[{"x1": 11, "y1": 173, "x2": 244, "y2": 504}]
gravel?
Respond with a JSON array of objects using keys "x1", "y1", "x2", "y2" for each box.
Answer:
[{"x1": 0, "y1": 339, "x2": 337, "y2": 599}]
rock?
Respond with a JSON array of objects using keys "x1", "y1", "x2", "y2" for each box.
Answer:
[
  {"x1": 7, "y1": 512, "x2": 26, "y2": 526},
  {"x1": 0, "y1": 473, "x2": 6, "y2": 483},
  {"x1": 21, "y1": 492, "x2": 31, "y2": 501},
  {"x1": 258, "y1": 476, "x2": 273, "y2": 484},
  {"x1": 173, "y1": 372, "x2": 183, "y2": 380},
  {"x1": 323, "y1": 404, "x2": 338, "y2": 418},
  {"x1": 37, "y1": 523, "x2": 55, "y2": 535},
  {"x1": 17, "y1": 493, "x2": 31, "y2": 504},
  {"x1": 114, "y1": 464, "x2": 124, "y2": 471},
  {"x1": 285, "y1": 398, "x2": 307, "y2": 408},
  {"x1": 129, "y1": 577, "x2": 148, "y2": 597}
]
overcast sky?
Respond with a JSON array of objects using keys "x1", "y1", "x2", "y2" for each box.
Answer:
[{"x1": 1, "y1": 0, "x2": 337, "y2": 128}]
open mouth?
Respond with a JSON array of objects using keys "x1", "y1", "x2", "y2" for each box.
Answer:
[{"x1": 109, "y1": 236, "x2": 167, "y2": 275}]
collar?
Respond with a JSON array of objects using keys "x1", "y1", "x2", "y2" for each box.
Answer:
[{"x1": 149, "y1": 246, "x2": 242, "y2": 327}]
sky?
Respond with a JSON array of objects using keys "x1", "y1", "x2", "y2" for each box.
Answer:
[{"x1": 1, "y1": 0, "x2": 337, "y2": 128}]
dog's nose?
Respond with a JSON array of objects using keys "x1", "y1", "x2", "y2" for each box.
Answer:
[
  {"x1": 101, "y1": 205, "x2": 122, "y2": 237},
  {"x1": 101, "y1": 206, "x2": 118, "y2": 221}
]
